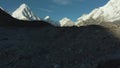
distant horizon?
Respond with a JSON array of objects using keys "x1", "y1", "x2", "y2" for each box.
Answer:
[{"x1": 0, "y1": 0, "x2": 109, "y2": 21}]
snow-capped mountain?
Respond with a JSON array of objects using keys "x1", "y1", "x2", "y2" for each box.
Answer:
[
  {"x1": 60, "y1": 17, "x2": 74, "y2": 27},
  {"x1": 44, "y1": 16, "x2": 60, "y2": 26},
  {"x1": 75, "y1": 0, "x2": 120, "y2": 27},
  {"x1": 12, "y1": 3, "x2": 40, "y2": 21},
  {"x1": 44, "y1": 16, "x2": 50, "y2": 22}
]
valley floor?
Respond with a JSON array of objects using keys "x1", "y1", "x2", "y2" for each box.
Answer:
[{"x1": 0, "y1": 23, "x2": 120, "y2": 68}]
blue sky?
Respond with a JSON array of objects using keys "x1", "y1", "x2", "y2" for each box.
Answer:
[{"x1": 0, "y1": 0, "x2": 109, "y2": 21}]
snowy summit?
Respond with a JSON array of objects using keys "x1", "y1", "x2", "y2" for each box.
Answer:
[
  {"x1": 75, "y1": 0, "x2": 120, "y2": 27},
  {"x1": 44, "y1": 16, "x2": 60, "y2": 26},
  {"x1": 60, "y1": 17, "x2": 74, "y2": 27},
  {"x1": 44, "y1": 16, "x2": 50, "y2": 22},
  {"x1": 12, "y1": 3, "x2": 40, "y2": 21}
]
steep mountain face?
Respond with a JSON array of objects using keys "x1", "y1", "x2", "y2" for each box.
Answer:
[
  {"x1": 101, "y1": 0, "x2": 120, "y2": 22},
  {"x1": 12, "y1": 3, "x2": 40, "y2": 21},
  {"x1": 59, "y1": 17, "x2": 74, "y2": 27},
  {"x1": 75, "y1": 0, "x2": 120, "y2": 27}
]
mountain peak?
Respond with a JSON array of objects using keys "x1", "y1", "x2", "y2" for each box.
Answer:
[
  {"x1": 19, "y1": 3, "x2": 29, "y2": 9},
  {"x1": 21, "y1": 3, "x2": 27, "y2": 7},
  {"x1": 61, "y1": 17, "x2": 69, "y2": 20},
  {"x1": 12, "y1": 3, "x2": 40, "y2": 21},
  {"x1": 60, "y1": 17, "x2": 74, "y2": 27},
  {"x1": 44, "y1": 16, "x2": 50, "y2": 20},
  {"x1": 75, "y1": 0, "x2": 120, "y2": 27},
  {"x1": 18, "y1": 3, "x2": 30, "y2": 12}
]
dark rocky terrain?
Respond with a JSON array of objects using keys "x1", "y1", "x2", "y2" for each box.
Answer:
[
  {"x1": 0, "y1": 8, "x2": 120, "y2": 68},
  {"x1": 0, "y1": 8, "x2": 52, "y2": 27}
]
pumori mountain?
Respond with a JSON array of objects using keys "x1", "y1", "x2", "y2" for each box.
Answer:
[
  {"x1": 12, "y1": 3, "x2": 40, "y2": 21},
  {"x1": 59, "y1": 17, "x2": 74, "y2": 27},
  {"x1": 44, "y1": 16, "x2": 60, "y2": 26},
  {"x1": 75, "y1": 0, "x2": 120, "y2": 27}
]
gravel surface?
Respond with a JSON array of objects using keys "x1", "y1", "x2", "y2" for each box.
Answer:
[{"x1": 0, "y1": 23, "x2": 120, "y2": 68}]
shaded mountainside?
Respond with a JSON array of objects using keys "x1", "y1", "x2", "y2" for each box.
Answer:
[
  {"x1": 0, "y1": 8, "x2": 14, "y2": 22},
  {"x1": 1, "y1": 8, "x2": 120, "y2": 68},
  {"x1": 0, "y1": 8, "x2": 52, "y2": 27}
]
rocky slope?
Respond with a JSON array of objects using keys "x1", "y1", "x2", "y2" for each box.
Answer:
[{"x1": 1, "y1": 8, "x2": 120, "y2": 68}]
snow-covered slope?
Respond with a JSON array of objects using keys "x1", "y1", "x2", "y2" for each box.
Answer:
[
  {"x1": 60, "y1": 17, "x2": 74, "y2": 27},
  {"x1": 44, "y1": 16, "x2": 60, "y2": 26},
  {"x1": 75, "y1": 0, "x2": 120, "y2": 27},
  {"x1": 12, "y1": 3, "x2": 40, "y2": 21}
]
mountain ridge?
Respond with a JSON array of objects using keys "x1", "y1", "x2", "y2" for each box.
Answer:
[
  {"x1": 0, "y1": 8, "x2": 52, "y2": 27},
  {"x1": 1, "y1": 0, "x2": 120, "y2": 27},
  {"x1": 75, "y1": 0, "x2": 120, "y2": 27}
]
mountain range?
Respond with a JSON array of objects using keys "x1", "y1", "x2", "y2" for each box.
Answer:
[
  {"x1": 1, "y1": 6, "x2": 120, "y2": 68},
  {"x1": 1, "y1": 0, "x2": 120, "y2": 68},
  {"x1": 0, "y1": 8, "x2": 52, "y2": 27},
  {"x1": 1, "y1": 0, "x2": 120, "y2": 27}
]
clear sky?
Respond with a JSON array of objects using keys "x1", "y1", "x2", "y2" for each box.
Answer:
[{"x1": 0, "y1": 0, "x2": 109, "y2": 21}]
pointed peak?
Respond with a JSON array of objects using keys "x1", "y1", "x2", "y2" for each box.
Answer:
[
  {"x1": 44, "y1": 16, "x2": 50, "y2": 20},
  {"x1": 45, "y1": 16, "x2": 50, "y2": 18},
  {"x1": 12, "y1": 3, "x2": 40, "y2": 21},
  {"x1": 60, "y1": 17, "x2": 73, "y2": 23},
  {"x1": 20, "y1": 3, "x2": 29, "y2": 8},
  {"x1": 21, "y1": 3, "x2": 27, "y2": 6},
  {"x1": 60, "y1": 17, "x2": 74, "y2": 27}
]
